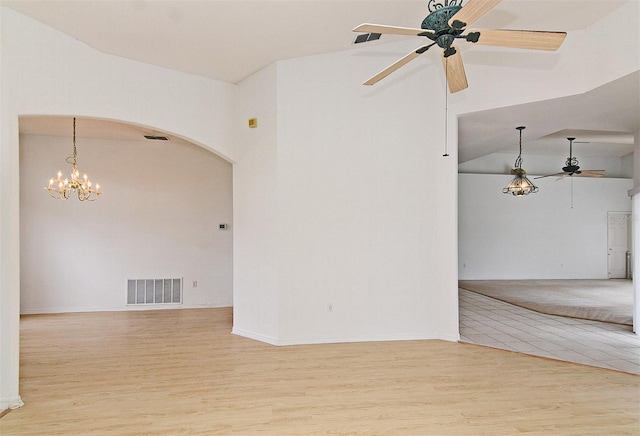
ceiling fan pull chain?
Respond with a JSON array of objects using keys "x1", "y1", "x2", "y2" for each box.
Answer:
[
  {"x1": 571, "y1": 178, "x2": 574, "y2": 209},
  {"x1": 443, "y1": 57, "x2": 449, "y2": 157}
]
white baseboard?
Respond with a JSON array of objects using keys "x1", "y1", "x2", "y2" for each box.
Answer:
[
  {"x1": 231, "y1": 327, "x2": 279, "y2": 345},
  {"x1": 21, "y1": 304, "x2": 233, "y2": 315},
  {"x1": 0, "y1": 395, "x2": 24, "y2": 411},
  {"x1": 231, "y1": 328, "x2": 450, "y2": 347},
  {"x1": 439, "y1": 334, "x2": 461, "y2": 342}
]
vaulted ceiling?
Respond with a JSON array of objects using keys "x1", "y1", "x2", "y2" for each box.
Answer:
[{"x1": 4, "y1": 0, "x2": 638, "y2": 165}]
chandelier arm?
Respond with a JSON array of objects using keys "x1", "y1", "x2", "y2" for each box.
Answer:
[{"x1": 514, "y1": 155, "x2": 522, "y2": 169}]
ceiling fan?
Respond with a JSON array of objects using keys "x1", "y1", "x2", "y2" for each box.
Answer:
[
  {"x1": 352, "y1": 0, "x2": 567, "y2": 92},
  {"x1": 535, "y1": 137, "x2": 605, "y2": 180}
]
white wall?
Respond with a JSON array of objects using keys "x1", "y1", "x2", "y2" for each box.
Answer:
[
  {"x1": 232, "y1": 63, "x2": 281, "y2": 343},
  {"x1": 459, "y1": 174, "x2": 633, "y2": 279},
  {"x1": 20, "y1": 133, "x2": 233, "y2": 314},
  {"x1": 0, "y1": 7, "x2": 236, "y2": 410},
  {"x1": 232, "y1": 42, "x2": 460, "y2": 345},
  {"x1": 630, "y1": 127, "x2": 640, "y2": 334},
  {"x1": 274, "y1": 48, "x2": 458, "y2": 344},
  {"x1": 2, "y1": 10, "x2": 237, "y2": 160}
]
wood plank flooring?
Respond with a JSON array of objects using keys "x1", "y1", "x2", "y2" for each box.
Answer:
[{"x1": 1, "y1": 308, "x2": 639, "y2": 435}]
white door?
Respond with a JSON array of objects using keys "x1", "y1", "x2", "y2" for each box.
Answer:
[{"x1": 608, "y1": 211, "x2": 630, "y2": 279}]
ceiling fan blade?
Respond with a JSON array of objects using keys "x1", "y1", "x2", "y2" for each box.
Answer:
[
  {"x1": 470, "y1": 29, "x2": 567, "y2": 51},
  {"x1": 363, "y1": 46, "x2": 430, "y2": 86},
  {"x1": 448, "y1": 0, "x2": 502, "y2": 28},
  {"x1": 579, "y1": 170, "x2": 606, "y2": 177},
  {"x1": 441, "y1": 49, "x2": 468, "y2": 93},
  {"x1": 353, "y1": 23, "x2": 433, "y2": 38},
  {"x1": 534, "y1": 172, "x2": 566, "y2": 179}
]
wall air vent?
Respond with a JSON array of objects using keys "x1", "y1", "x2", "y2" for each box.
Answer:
[
  {"x1": 127, "y1": 278, "x2": 182, "y2": 305},
  {"x1": 144, "y1": 135, "x2": 169, "y2": 141}
]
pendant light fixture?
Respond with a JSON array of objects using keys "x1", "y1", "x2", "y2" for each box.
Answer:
[
  {"x1": 502, "y1": 126, "x2": 538, "y2": 196},
  {"x1": 44, "y1": 117, "x2": 102, "y2": 201}
]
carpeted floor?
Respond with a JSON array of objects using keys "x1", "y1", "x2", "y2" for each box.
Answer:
[{"x1": 458, "y1": 279, "x2": 633, "y2": 326}]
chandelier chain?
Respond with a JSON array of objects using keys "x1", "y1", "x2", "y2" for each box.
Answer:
[
  {"x1": 66, "y1": 117, "x2": 78, "y2": 168},
  {"x1": 514, "y1": 126, "x2": 524, "y2": 169}
]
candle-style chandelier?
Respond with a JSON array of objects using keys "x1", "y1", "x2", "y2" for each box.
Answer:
[{"x1": 45, "y1": 117, "x2": 102, "y2": 201}]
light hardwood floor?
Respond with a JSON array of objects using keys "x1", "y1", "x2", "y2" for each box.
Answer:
[{"x1": 2, "y1": 308, "x2": 639, "y2": 435}]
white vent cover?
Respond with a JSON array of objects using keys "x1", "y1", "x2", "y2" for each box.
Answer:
[{"x1": 127, "y1": 278, "x2": 182, "y2": 305}]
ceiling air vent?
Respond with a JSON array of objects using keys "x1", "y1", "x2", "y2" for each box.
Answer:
[
  {"x1": 354, "y1": 32, "x2": 381, "y2": 44},
  {"x1": 144, "y1": 135, "x2": 169, "y2": 141}
]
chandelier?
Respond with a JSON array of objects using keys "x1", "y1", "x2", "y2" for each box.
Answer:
[
  {"x1": 502, "y1": 126, "x2": 539, "y2": 196},
  {"x1": 45, "y1": 117, "x2": 102, "y2": 201}
]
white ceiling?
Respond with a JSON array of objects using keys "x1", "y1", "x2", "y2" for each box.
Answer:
[
  {"x1": 3, "y1": 0, "x2": 628, "y2": 84},
  {"x1": 4, "y1": 0, "x2": 638, "y2": 164},
  {"x1": 458, "y1": 70, "x2": 639, "y2": 162}
]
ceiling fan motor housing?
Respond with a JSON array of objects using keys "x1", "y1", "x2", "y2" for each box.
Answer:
[
  {"x1": 563, "y1": 166, "x2": 581, "y2": 175},
  {"x1": 421, "y1": 4, "x2": 468, "y2": 55},
  {"x1": 437, "y1": 34, "x2": 456, "y2": 49},
  {"x1": 421, "y1": 5, "x2": 462, "y2": 32},
  {"x1": 563, "y1": 156, "x2": 580, "y2": 174}
]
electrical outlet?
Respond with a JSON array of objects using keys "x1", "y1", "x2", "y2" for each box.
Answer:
[
  {"x1": 192, "y1": 281, "x2": 198, "y2": 288},
  {"x1": 328, "y1": 304, "x2": 333, "y2": 312}
]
